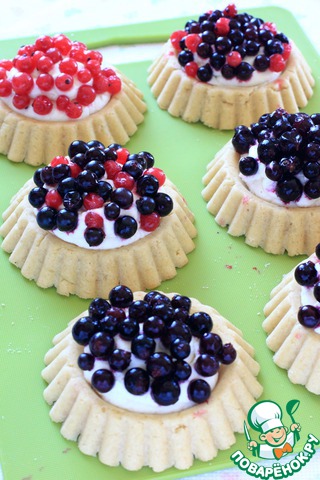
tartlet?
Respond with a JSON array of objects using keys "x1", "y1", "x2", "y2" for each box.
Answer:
[
  {"x1": 0, "y1": 142, "x2": 196, "y2": 298},
  {"x1": 42, "y1": 286, "x2": 263, "y2": 472},
  {"x1": 0, "y1": 34, "x2": 146, "y2": 165},
  {"x1": 202, "y1": 109, "x2": 320, "y2": 256},
  {"x1": 147, "y1": 4, "x2": 314, "y2": 130},
  {"x1": 263, "y1": 246, "x2": 320, "y2": 395}
]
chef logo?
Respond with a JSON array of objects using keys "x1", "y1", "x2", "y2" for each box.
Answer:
[{"x1": 230, "y1": 399, "x2": 319, "y2": 479}]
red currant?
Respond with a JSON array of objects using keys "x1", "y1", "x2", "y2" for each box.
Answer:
[
  {"x1": 269, "y1": 54, "x2": 286, "y2": 72},
  {"x1": 113, "y1": 171, "x2": 135, "y2": 190},
  {"x1": 35, "y1": 35, "x2": 54, "y2": 52},
  {"x1": 36, "y1": 73, "x2": 54, "y2": 91},
  {"x1": 53, "y1": 34, "x2": 72, "y2": 55},
  {"x1": 223, "y1": 4, "x2": 237, "y2": 17},
  {"x1": 185, "y1": 34, "x2": 201, "y2": 53},
  {"x1": 85, "y1": 211, "x2": 104, "y2": 228},
  {"x1": 69, "y1": 46, "x2": 86, "y2": 63},
  {"x1": 144, "y1": 167, "x2": 166, "y2": 186},
  {"x1": 45, "y1": 189, "x2": 63, "y2": 208},
  {"x1": 12, "y1": 94, "x2": 30, "y2": 109},
  {"x1": 59, "y1": 58, "x2": 78, "y2": 76},
  {"x1": 105, "y1": 75, "x2": 121, "y2": 95},
  {"x1": 140, "y1": 212, "x2": 160, "y2": 232},
  {"x1": 84, "y1": 50, "x2": 103, "y2": 64},
  {"x1": 0, "y1": 79, "x2": 12, "y2": 97},
  {"x1": 69, "y1": 161, "x2": 82, "y2": 177},
  {"x1": 83, "y1": 193, "x2": 104, "y2": 210},
  {"x1": 33, "y1": 95, "x2": 53, "y2": 115},
  {"x1": 226, "y1": 51, "x2": 242, "y2": 67},
  {"x1": 262, "y1": 22, "x2": 277, "y2": 35},
  {"x1": 101, "y1": 68, "x2": 116, "y2": 78},
  {"x1": 65, "y1": 101, "x2": 83, "y2": 119},
  {"x1": 37, "y1": 55, "x2": 54, "y2": 73},
  {"x1": 115, "y1": 148, "x2": 129, "y2": 165},
  {"x1": 92, "y1": 74, "x2": 109, "y2": 93},
  {"x1": 12, "y1": 72, "x2": 34, "y2": 95},
  {"x1": 55, "y1": 73, "x2": 74, "y2": 91},
  {"x1": 0, "y1": 67, "x2": 7, "y2": 80},
  {"x1": 282, "y1": 43, "x2": 292, "y2": 61},
  {"x1": 77, "y1": 68, "x2": 92, "y2": 83},
  {"x1": 104, "y1": 160, "x2": 121, "y2": 179},
  {"x1": 18, "y1": 45, "x2": 35, "y2": 56},
  {"x1": 32, "y1": 50, "x2": 45, "y2": 64},
  {"x1": 50, "y1": 155, "x2": 68, "y2": 167},
  {"x1": 185, "y1": 61, "x2": 198, "y2": 77},
  {"x1": 76, "y1": 85, "x2": 96, "y2": 106},
  {"x1": 215, "y1": 17, "x2": 230, "y2": 36},
  {"x1": 0, "y1": 60, "x2": 13, "y2": 71},
  {"x1": 86, "y1": 59, "x2": 101, "y2": 75},
  {"x1": 56, "y1": 95, "x2": 70, "y2": 111},
  {"x1": 45, "y1": 47, "x2": 62, "y2": 64},
  {"x1": 170, "y1": 30, "x2": 185, "y2": 51},
  {"x1": 15, "y1": 55, "x2": 35, "y2": 74}
]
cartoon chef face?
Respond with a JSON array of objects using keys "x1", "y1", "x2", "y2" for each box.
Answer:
[
  {"x1": 248, "y1": 400, "x2": 287, "y2": 442},
  {"x1": 260, "y1": 426, "x2": 288, "y2": 446}
]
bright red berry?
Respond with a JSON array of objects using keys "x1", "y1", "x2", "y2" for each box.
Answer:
[
  {"x1": 262, "y1": 22, "x2": 277, "y2": 35},
  {"x1": 18, "y1": 45, "x2": 34, "y2": 56},
  {"x1": 35, "y1": 35, "x2": 54, "y2": 52},
  {"x1": 31, "y1": 50, "x2": 44, "y2": 64},
  {"x1": 56, "y1": 95, "x2": 70, "y2": 111},
  {"x1": 104, "y1": 160, "x2": 122, "y2": 179},
  {"x1": 115, "y1": 148, "x2": 129, "y2": 165},
  {"x1": 92, "y1": 73, "x2": 109, "y2": 93},
  {"x1": 69, "y1": 46, "x2": 86, "y2": 63},
  {"x1": 105, "y1": 75, "x2": 121, "y2": 95},
  {"x1": 144, "y1": 167, "x2": 166, "y2": 186},
  {"x1": 55, "y1": 73, "x2": 74, "y2": 91},
  {"x1": 84, "y1": 50, "x2": 103, "y2": 64},
  {"x1": 113, "y1": 171, "x2": 135, "y2": 190},
  {"x1": 15, "y1": 55, "x2": 35, "y2": 74},
  {"x1": 185, "y1": 61, "x2": 198, "y2": 77},
  {"x1": 59, "y1": 58, "x2": 78, "y2": 76},
  {"x1": 53, "y1": 34, "x2": 72, "y2": 55},
  {"x1": 86, "y1": 59, "x2": 101, "y2": 75},
  {"x1": 65, "y1": 101, "x2": 83, "y2": 119},
  {"x1": 0, "y1": 68, "x2": 7, "y2": 80},
  {"x1": 0, "y1": 79, "x2": 12, "y2": 96},
  {"x1": 76, "y1": 85, "x2": 96, "y2": 106},
  {"x1": 269, "y1": 54, "x2": 286, "y2": 72},
  {"x1": 50, "y1": 155, "x2": 68, "y2": 167},
  {"x1": 45, "y1": 190, "x2": 63, "y2": 208},
  {"x1": 11, "y1": 72, "x2": 34, "y2": 95},
  {"x1": 83, "y1": 193, "x2": 104, "y2": 210},
  {"x1": 101, "y1": 68, "x2": 116, "y2": 78},
  {"x1": 215, "y1": 17, "x2": 230, "y2": 36},
  {"x1": 226, "y1": 51, "x2": 242, "y2": 67},
  {"x1": 282, "y1": 43, "x2": 292, "y2": 61},
  {"x1": 69, "y1": 162, "x2": 82, "y2": 178},
  {"x1": 170, "y1": 30, "x2": 185, "y2": 51},
  {"x1": 85, "y1": 211, "x2": 104, "y2": 228},
  {"x1": 45, "y1": 47, "x2": 62, "y2": 64},
  {"x1": 223, "y1": 4, "x2": 237, "y2": 17},
  {"x1": 140, "y1": 212, "x2": 161, "y2": 232},
  {"x1": 185, "y1": 34, "x2": 201, "y2": 52},
  {"x1": 36, "y1": 73, "x2": 54, "y2": 91},
  {"x1": 37, "y1": 55, "x2": 54, "y2": 73},
  {"x1": 0, "y1": 60, "x2": 13, "y2": 71},
  {"x1": 33, "y1": 95, "x2": 53, "y2": 115},
  {"x1": 77, "y1": 68, "x2": 92, "y2": 83},
  {"x1": 12, "y1": 94, "x2": 30, "y2": 109}
]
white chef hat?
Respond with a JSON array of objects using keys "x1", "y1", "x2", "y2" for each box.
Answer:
[{"x1": 248, "y1": 401, "x2": 284, "y2": 433}]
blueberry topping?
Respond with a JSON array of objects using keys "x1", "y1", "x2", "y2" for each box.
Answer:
[
  {"x1": 239, "y1": 156, "x2": 258, "y2": 176},
  {"x1": 72, "y1": 316, "x2": 98, "y2": 345},
  {"x1": 188, "y1": 379, "x2": 211, "y2": 403},
  {"x1": 36, "y1": 206, "x2": 57, "y2": 230},
  {"x1": 174, "y1": 359, "x2": 192, "y2": 381},
  {"x1": 110, "y1": 187, "x2": 133, "y2": 209},
  {"x1": 28, "y1": 187, "x2": 47, "y2": 208},
  {"x1": 124, "y1": 368, "x2": 150, "y2": 395},
  {"x1": 56, "y1": 209, "x2": 78, "y2": 232},
  {"x1": 151, "y1": 377, "x2": 180, "y2": 406},
  {"x1": 68, "y1": 139, "x2": 89, "y2": 158},
  {"x1": 104, "y1": 202, "x2": 120, "y2": 220},
  {"x1": 89, "y1": 298, "x2": 111, "y2": 319},
  {"x1": 136, "y1": 196, "x2": 156, "y2": 215},
  {"x1": 187, "y1": 311, "x2": 213, "y2": 337},
  {"x1": 108, "y1": 349, "x2": 131, "y2": 371},
  {"x1": 84, "y1": 227, "x2": 105, "y2": 246},
  {"x1": 114, "y1": 215, "x2": 137, "y2": 239},
  {"x1": 232, "y1": 126, "x2": 255, "y2": 154},
  {"x1": 78, "y1": 352, "x2": 95, "y2": 371},
  {"x1": 128, "y1": 300, "x2": 150, "y2": 322},
  {"x1": 89, "y1": 331, "x2": 114, "y2": 358},
  {"x1": 63, "y1": 190, "x2": 83, "y2": 211},
  {"x1": 297, "y1": 305, "x2": 320, "y2": 329},
  {"x1": 294, "y1": 260, "x2": 318, "y2": 286},
  {"x1": 195, "y1": 353, "x2": 219, "y2": 376},
  {"x1": 91, "y1": 368, "x2": 115, "y2": 393},
  {"x1": 136, "y1": 175, "x2": 159, "y2": 197},
  {"x1": 146, "y1": 352, "x2": 174, "y2": 378},
  {"x1": 219, "y1": 343, "x2": 237, "y2": 364},
  {"x1": 276, "y1": 177, "x2": 303, "y2": 203},
  {"x1": 131, "y1": 334, "x2": 156, "y2": 360}
]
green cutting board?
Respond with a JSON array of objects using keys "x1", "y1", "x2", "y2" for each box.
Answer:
[{"x1": 0, "y1": 7, "x2": 319, "y2": 480}]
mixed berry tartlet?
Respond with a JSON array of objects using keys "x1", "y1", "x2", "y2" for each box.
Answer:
[
  {"x1": 0, "y1": 34, "x2": 146, "y2": 165},
  {"x1": 263, "y1": 245, "x2": 320, "y2": 394},
  {"x1": 202, "y1": 109, "x2": 320, "y2": 256},
  {"x1": 147, "y1": 4, "x2": 314, "y2": 130},
  {"x1": 0, "y1": 141, "x2": 196, "y2": 298},
  {"x1": 42, "y1": 286, "x2": 262, "y2": 472}
]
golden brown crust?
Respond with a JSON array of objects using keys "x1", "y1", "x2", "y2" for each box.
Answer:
[
  {"x1": 0, "y1": 179, "x2": 196, "y2": 298},
  {"x1": 147, "y1": 41, "x2": 314, "y2": 130},
  {"x1": 42, "y1": 292, "x2": 263, "y2": 472},
  {"x1": 202, "y1": 140, "x2": 320, "y2": 256},
  {"x1": 0, "y1": 70, "x2": 147, "y2": 166}
]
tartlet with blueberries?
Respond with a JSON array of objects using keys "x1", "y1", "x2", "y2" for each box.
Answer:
[
  {"x1": 42, "y1": 285, "x2": 262, "y2": 472},
  {"x1": 147, "y1": 4, "x2": 314, "y2": 130},
  {"x1": 263, "y1": 244, "x2": 320, "y2": 395},
  {"x1": 202, "y1": 109, "x2": 320, "y2": 256},
  {"x1": 0, "y1": 141, "x2": 196, "y2": 298},
  {"x1": 0, "y1": 34, "x2": 146, "y2": 165}
]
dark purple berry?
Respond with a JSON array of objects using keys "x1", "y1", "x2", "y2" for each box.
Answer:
[
  {"x1": 151, "y1": 377, "x2": 180, "y2": 406},
  {"x1": 89, "y1": 331, "x2": 114, "y2": 358},
  {"x1": 297, "y1": 305, "x2": 320, "y2": 329},
  {"x1": 254, "y1": 54, "x2": 270, "y2": 72},
  {"x1": 257, "y1": 138, "x2": 279, "y2": 164},
  {"x1": 68, "y1": 139, "x2": 89, "y2": 158},
  {"x1": 215, "y1": 36, "x2": 232, "y2": 54},
  {"x1": 110, "y1": 187, "x2": 133, "y2": 209},
  {"x1": 209, "y1": 52, "x2": 225, "y2": 71},
  {"x1": 188, "y1": 379, "x2": 211, "y2": 403},
  {"x1": 128, "y1": 300, "x2": 150, "y2": 322},
  {"x1": 56, "y1": 209, "x2": 78, "y2": 232},
  {"x1": 194, "y1": 354, "x2": 219, "y2": 376},
  {"x1": 236, "y1": 62, "x2": 254, "y2": 81},
  {"x1": 174, "y1": 359, "x2": 192, "y2": 381},
  {"x1": 40, "y1": 166, "x2": 55, "y2": 185},
  {"x1": 187, "y1": 311, "x2": 213, "y2": 337},
  {"x1": 304, "y1": 179, "x2": 320, "y2": 199},
  {"x1": 221, "y1": 64, "x2": 235, "y2": 79},
  {"x1": 114, "y1": 215, "x2": 137, "y2": 239},
  {"x1": 33, "y1": 168, "x2": 44, "y2": 187},
  {"x1": 89, "y1": 297, "x2": 111, "y2": 319},
  {"x1": 232, "y1": 126, "x2": 255, "y2": 154},
  {"x1": 178, "y1": 50, "x2": 194, "y2": 66},
  {"x1": 78, "y1": 352, "x2": 95, "y2": 370},
  {"x1": 104, "y1": 202, "x2": 120, "y2": 220},
  {"x1": 314, "y1": 281, "x2": 320, "y2": 302},
  {"x1": 199, "y1": 332, "x2": 223, "y2": 355},
  {"x1": 108, "y1": 349, "x2": 131, "y2": 371},
  {"x1": 146, "y1": 352, "x2": 174, "y2": 378},
  {"x1": 124, "y1": 368, "x2": 150, "y2": 395},
  {"x1": 294, "y1": 261, "x2": 318, "y2": 286},
  {"x1": 118, "y1": 318, "x2": 139, "y2": 340},
  {"x1": 170, "y1": 338, "x2": 191, "y2": 360},
  {"x1": 219, "y1": 343, "x2": 237, "y2": 364},
  {"x1": 265, "y1": 161, "x2": 283, "y2": 181},
  {"x1": 171, "y1": 294, "x2": 191, "y2": 311},
  {"x1": 136, "y1": 175, "x2": 159, "y2": 197},
  {"x1": 84, "y1": 227, "x2": 105, "y2": 246},
  {"x1": 28, "y1": 187, "x2": 47, "y2": 208},
  {"x1": 52, "y1": 164, "x2": 71, "y2": 183},
  {"x1": 136, "y1": 196, "x2": 156, "y2": 215},
  {"x1": 36, "y1": 206, "x2": 57, "y2": 230},
  {"x1": 239, "y1": 156, "x2": 258, "y2": 176},
  {"x1": 143, "y1": 316, "x2": 165, "y2": 338},
  {"x1": 77, "y1": 170, "x2": 98, "y2": 192},
  {"x1": 72, "y1": 316, "x2": 97, "y2": 345},
  {"x1": 131, "y1": 334, "x2": 156, "y2": 360},
  {"x1": 63, "y1": 190, "x2": 83, "y2": 211},
  {"x1": 197, "y1": 64, "x2": 213, "y2": 82},
  {"x1": 99, "y1": 315, "x2": 121, "y2": 336},
  {"x1": 91, "y1": 368, "x2": 115, "y2": 393},
  {"x1": 196, "y1": 43, "x2": 213, "y2": 59},
  {"x1": 137, "y1": 151, "x2": 155, "y2": 169},
  {"x1": 109, "y1": 285, "x2": 133, "y2": 308},
  {"x1": 276, "y1": 177, "x2": 303, "y2": 203},
  {"x1": 85, "y1": 160, "x2": 105, "y2": 179},
  {"x1": 57, "y1": 177, "x2": 78, "y2": 197}
]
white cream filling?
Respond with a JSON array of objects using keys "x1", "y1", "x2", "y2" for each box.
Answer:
[
  {"x1": 300, "y1": 257, "x2": 320, "y2": 334},
  {"x1": 83, "y1": 328, "x2": 218, "y2": 414},
  {"x1": 2, "y1": 59, "x2": 112, "y2": 121},
  {"x1": 239, "y1": 144, "x2": 320, "y2": 207}
]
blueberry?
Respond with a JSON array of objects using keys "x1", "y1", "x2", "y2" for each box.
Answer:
[
  {"x1": 77, "y1": 170, "x2": 98, "y2": 192},
  {"x1": 99, "y1": 315, "x2": 121, "y2": 336},
  {"x1": 234, "y1": 45, "x2": 247, "y2": 58},
  {"x1": 152, "y1": 303, "x2": 174, "y2": 323},
  {"x1": 201, "y1": 30, "x2": 216, "y2": 45},
  {"x1": 96, "y1": 181, "x2": 112, "y2": 201},
  {"x1": 143, "y1": 316, "x2": 165, "y2": 338},
  {"x1": 187, "y1": 311, "x2": 213, "y2": 337},
  {"x1": 72, "y1": 316, "x2": 97, "y2": 345},
  {"x1": 68, "y1": 140, "x2": 89, "y2": 158},
  {"x1": 265, "y1": 39, "x2": 284, "y2": 56},
  {"x1": 178, "y1": 50, "x2": 194, "y2": 67},
  {"x1": 36, "y1": 206, "x2": 57, "y2": 230},
  {"x1": 114, "y1": 215, "x2": 137, "y2": 239},
  {"x1": 108, "y1": 349, "x2": 131, "y2": 371},
  {"x1": 110, "y1": 188, "x2": 133, "y2": 209},
  {"x1": 170, "y1": 338, "x2": 191, "y2": 360},
  {"x1": 173, "y1": 308, "x2": 189, "y2": 323},
  {"x1": 109, "y1": 285, "x2": 133, "y2": 308},
  {"x1": 136, "y1": 196, "x2": 156, "y2": 215},
  {"x1": 63, "y1": 190, "x2": 83, "y2": 211},
  {"x1": 57, "y1": 177, "x2": 78, "y2": 197},
  {"x1": 78, "y1": 352, "x2": 95, "y2": 371},
  {"x1": 232, "y1": 126, "x2": 255, "y2": 154},
  {"x1": 257, "y1": 138, "x2": 279, "y2": 164},
  {"x1": 196, "y1": 43, "x2": 213, "y2": 59},
  {"x1": 103, "y1": 147, "x2": 118, "y2": 161},
  {"x1": 228, "y1": 29, "x2": 244, "y2": 46},
  {"x1": 275, "y1": 32, "x2": 289, "y2": 43},
  {"x1": 85, "y1": 146, "x2": 106, "y2": 162},
  {"x1": 91, "y1": 368, "x2": 115, "y2": 393},
  {"x1": 137, "y1": 151, "x2": 155, "y2": 169},
  {"x1": 311, "y1": 114, "x2": 320, "y2": 125},
  {"x1": 151, "y1": 377, "x2": 180, "y2": 406},
  {"x1": 136, "y1": 175, "x2": 159, "y2": 197},
  {"x1": 239, "y1": 156, "x2": 258, "y2": 176},
  {"x1": 219, "y1": 343, "x2": 237, "y2": 364},
  {"x1": 89, "y1": 297, "x2": 111, "y2": 319},
  {"x1": 254, "y1": 54, "x2": 270, "y2": 72},
  {"x1": 40, "y1": 166, "x2": 55, "y2": 185},
  {"x1": 89, "y1": 331, "x2": 114, "y2": 358},
  {"x1": 122, "y1": 159, "x2": 144, "y2": 179},
  {"x1": 244, "y1": 40, "x2": 260, "y2": 56},
  {"x1": 72, "y1": 152, "x2": 88, "y2": 169},
  {"x1": 236, "y1": 62, "x2": 254, "y2": 81},
  {"x1": 52, "y1": 164, "x2": 71, "y2": 183},
  {"x1": 199, "y1": 332, "x2": 223, "y2": 356},
  {"x1": 210, "y1": 52, "x2": 225, "y2": 70},
  {"x1": 107, "y1": 306, "x2": 126, "y2": 321},
  {"x1": 131, "y1": 334, "x2": 156, "y2": 360},
  {"x1": 313, "y1": 281, "x2": 320, "y2": 302},
  {"x1": 188, "y1": 379, "x2": 211, "y2": 404},
  {"x1": 173, "y1": 359, "x2": 192, "y2": 381},
  {"x1": 171, "y1": 294, "x2": 191, "y2": 311},
  {"x1": 294, "y1": 261, "x2": 318, "y2": 286},
  {"x1": 304, "y1": 179, "x2": 320, "y2": 199},
  {"x1": 276, "y1": 177, "x2": 303, "y2": 203},
  {"x1": 259, "y1": 29, "x2": 274, "y2": 44},
  {"x1": 118, "y1": 318, "x2": 139, "y2": 340},
  {"x1": 279, "y1": 129, "x2": 303, "y2": 155},
  {"x1": 85, "y1": 160, "x2": 105, "y2": 179},
  {"x1": 273, "y1": 117, "x2": 291, "y2": 137},
  {"x1": 291, "y1": 113, "x2": 313, "y2": 133},
  {"x1": 305, "y1": 142, "x2": 320, "y2": 162},
  {"x1": 297, "y1": 305, "x2": 320, "y2": 329},
  {"x1": 56, "y1": 209, "x2": 78, "y2": 232},
  {"x1": 124, "y1": 368, "x2": 150, "y2": 395},
  {"x1": 194, "y1": 353, "x2": 219, "y2": 376},
  {"x1": 154, "y1": 193, "x2": 173, "y2": 216},
  {"x1": 28, "y1": 187, "x2": 47, "y2": 208},
  {"x1": 104, "y1": 202, "x2": 120, "y2": 220},
  {"x1": 128, "y1": 300, "x2": 150, "y2": 322},
  {"x1": 279, "y1": 156, "x2": 302, "y2": 176},
  {"x1": 199, "y1": 19, "x2": 214, "y2": 32},
  {"x1": 265, "y1": 161, "x2": 283, "y2": 181},
  {"x1": 164, "y1": 320, "x2": 192, "y2": 346},
  {"x1": 221, "y1": 64, "x2": 235, "y2": 80},
  {"x1": 33, "y1": 168, "x2": 44, "y2": 187},
  {"x1": 146, "y1": 352, "x2": 174, "y2": 378},
  {"x1": 244, "y1": 26, "x2": 258, "y2": 41},
  {"x1": 215, "y1": 36, "x2": 232, "y2": 54},
  {"x1": 84, "y1": 227, "x2": 105, "y2": 246},
  {"x1": 197, "y1": 64, "x2": 213, "y2": 82}
]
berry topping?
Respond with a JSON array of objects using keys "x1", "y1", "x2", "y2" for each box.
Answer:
[{"x1": 73, "y1": 287, "x2": 237, "y2": 408}]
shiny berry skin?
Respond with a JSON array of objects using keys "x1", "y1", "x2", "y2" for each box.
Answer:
[
  {"x1": 77, "y1": 170, "x2": 98, "y2": 192},
  {"x1": 68, "y1": 139, "x2": 89, "y2": 158},
  {"x1": 56, "y1": 95, "x2": 70, "y2": 111},
  {"x1": 232, "y1": 126, "x2": 255, "y2": 154},
  {"x1": 91, "y1": 368, "x2": 115, "y2": 393},
  {"x1": 257, "y1": 138, "x2": 279, "y2": 164},
  {"x1": 313, "y1": 281, "x2": 320, "y2": 302},
  {"x1": 104, "y1": 160, "x2": 122, "y2": 179},
  {"x1": 178, "y1": 50, "x2": 194, "y2": 67},
  {"x1": 12, "y1": 72, "x2": 34, "y2": 94},
  {"x1": 78, "y1": 352, "x2": 95, "y2": 371},
  {"x1": 37, "y1": 55, "x2": 54, "y2": 73},
  {"x1": 52, "y1": 163, "x2": 71, "y2": 183},
  {"x1": 210, "y1": 52, "x2": 226, "y2": 70},
  {"x1": 138, "y1": 151, "x2": 155, "y2": 169},
  {"x1": 83, "y1": 193, "x2": 104, "y2": 210},
  {"x1": 108, "y1": 349, "x2": 131, "y2": 371},
  {"x1": 84, "y1": 227, "x2": 105, "y2": 246},
  {"x1": 63, "y1": 190, "x2": 83, "y2": 211},
  {"x1": 269, "y1": 53, "x2": 286, "y2": 72},
  {"x1": 14, "y1": 55, "x2": 35, "y2": 74},
  {"x1": 215, "y1": 17, "x2": 230, "y2": 36},
  {"x1": 113, "y1": 171, "x2": 135, "y2": 190},
  {"x1": 151, "y1": 377, "x2": 180, "y2": 406},
  {"x1": 194, "y1": 353, "x2": 219, "y2": 376},
  {"x1": 131, "y1": 334, "x2": 156, "y2": 360},
  {"x1": 36, "y1": 73, "x2": 54, "y2": 91},
  {"x1": 304, "y1": 179, "x2": 320, "y2": 199},
  {"x1": 136, "y1": 196, "x2": 156, "y2": 215},
  {"x1": 55, "y1": 73, "x2": 74, "y2": 91},
  {"x1": 124, "y1": 368, "x2": 150, "y2": 395},
  {"x1": 297, "y1": 305, "x2": 320, "y2": 329},
  {"x1": 72, "y1": 316, "x2": 97, "y2": 345},
  {"x1": 239, "y1": 156, "x2": 258, "y2": 176},
  {"x1": 165, "y1": 320, "x2": 192, "y2": 344},
  {"x1": 85, "y1": 160, "x2": 105, "y2": 179},
  {"x1": 109, "y1": 285, "x2": 133, "y2": 308},
  {"x1": 128, "y1": 300, "x2": 150, "y2": 322},
  {"x1": 265, "y1": 161, "x2": 283, "y2": 181},
  {"x1": 122, "y1": 159, "x2": 144, "y2": 180},
  {"x1": 0, "y1": 79, "x2": 12, "y2": 97},
  {"x1": 219, "y1": 343, "x2": 237, "y2": 364},
  {"x1": 36, "y1": 206, "x2": 57, "y2": 230},
  {"x1": 65, "y1": 101, "x2": 83, "y2": 119},
  {"x1": 118, "y1": 318, "x2": 139, "y2": 340},
  {"x1": 89, "y1": 331, "x2": 114, "y2": 358},
  {"x1": 171, "y1": 294, "x2": 191, "y2": 311},
  {"x1": 143, "y1": 316, "x2": 165, "y2": 338},
  {"x1": 56, "y1": 209, "x2": 78, "y2": 232},
  {"x1": 144, "y1": 167, "x2": 166, "y2": 186},
  {"x1": 185, "y1": 61, "x2": 198, "y2": 77},
  {"x1": 140, "y1": 212, "x2": 161, "y2": 232},
  {"x1": 110, "y1": 187, "x2": 133, "y2": 209},
  {"x1": 45, "y1": 189, "x2": 62, "y2": 209},
  {"x1": 28, "y1": 187, "x2": 47, "y2": 208},
  {"x1": 276, "y1": 177, "x2": 303, "y2": 203},
  {"x1": 226, "y1": 50, "x2": 242, "y2": 67},
  {"x1": 97, "y1": 181, "x2": 112, "y2": 201},
  {"x1": 114, "y1": 215, "x2": 137, "y2": 239},
  {"x1": 254, "y1": 54, "x2": 270, "y2": 71},
  {"x1": 294, "y1": 261, "x2": 318, "y2": 286},
  {"x1": 174, "y1": 360, "x2": 192, "y2": 381},
  {"x1": 236, "y1": 62, "x2": 254, "y2": 81},
  {"x1": 33, "y1": 95, "x2": 53, "y2": 115},
  {"x1": 197, "y1": 64, "x2": 213, "y2": 82},
  {"x1": 188, "y1": 379, "x2": 211, "y2": 404},
  {"x1": 146, "y1": 352, "x2": 174, "y2": 378},
  {"x1": 170, "y1": 338, "x2": 191, "y2": 360},
  {"x1": 170, "y1": 30, "x2": 186, "y2": 50},
  {"x1": 104, "y1": 202, "x2": 120, "y2": 220},
  {"x1": 199, "y1": 332, "x2": 223, "y2": 356},
  {"x1": 89, "y1": 297, "x2": 111, "y2": 319},
  {"x1": 76, "y1": 85, "x2": 96, "y2": 106},
  {"x1": 187, "y1": 311, "x2": 213, "y2": 337},
  {"x1": 84, "y1": 211, "x2": 103, "y2": 229},
  {"x1": 215, "y1": 36, "x2": 232, "y2": 54},
  {"x1": 185, "y1": 34, "x2": 201, "y2": 52}
]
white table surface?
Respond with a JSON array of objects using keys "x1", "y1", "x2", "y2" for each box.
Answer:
[{"x1": 0, "y1": 1, "x2": 319, "y2": 479}]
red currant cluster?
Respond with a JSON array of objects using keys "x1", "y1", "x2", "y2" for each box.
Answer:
[{"x1": 0, "y1": 34, "x2": 122, "y2": 119}]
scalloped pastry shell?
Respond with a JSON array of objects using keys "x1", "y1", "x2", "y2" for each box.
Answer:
[
  {"x1": 263, "y1": 256, "x2": 320, "y2": 395},
  {"x1": 42, "y1": 292, "x2": 263, "y2": 472},
  {"x1": 0, "y1": 179, "x2": 196, "y2": 298},
  {"x1": 147, "y1": 41, "x2": 314, "y2": 130},
  {"x1": 202, "y1": 140, "x2": 320, "y2": 256},
  {"x1": 0, "y1": 70, "x2": 147, "y2": 166}
]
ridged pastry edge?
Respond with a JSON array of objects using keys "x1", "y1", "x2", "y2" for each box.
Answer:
[
  {"x1": 0, "y1": 179, "x2": 197, "y2": 298},
  {"x1": 41, "y1": 292, "x2": 263, "y2": 472},
  {"x1": 0, "y1": 70, "x2": 147, "y2": 166},
  {"x1": 202, "y1": 141, "x2": 320, "y2": 256},
  {"x1": 147, "y1": 41, "x2": 314, "y2": 130},
  {"x1": 263, "y1": 257, "x2": 320, "y2": 395}
]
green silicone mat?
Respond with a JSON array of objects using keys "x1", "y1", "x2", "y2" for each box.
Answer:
[{"x1": 1, "y1": 6, "x2": 319, "y2": 480}]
